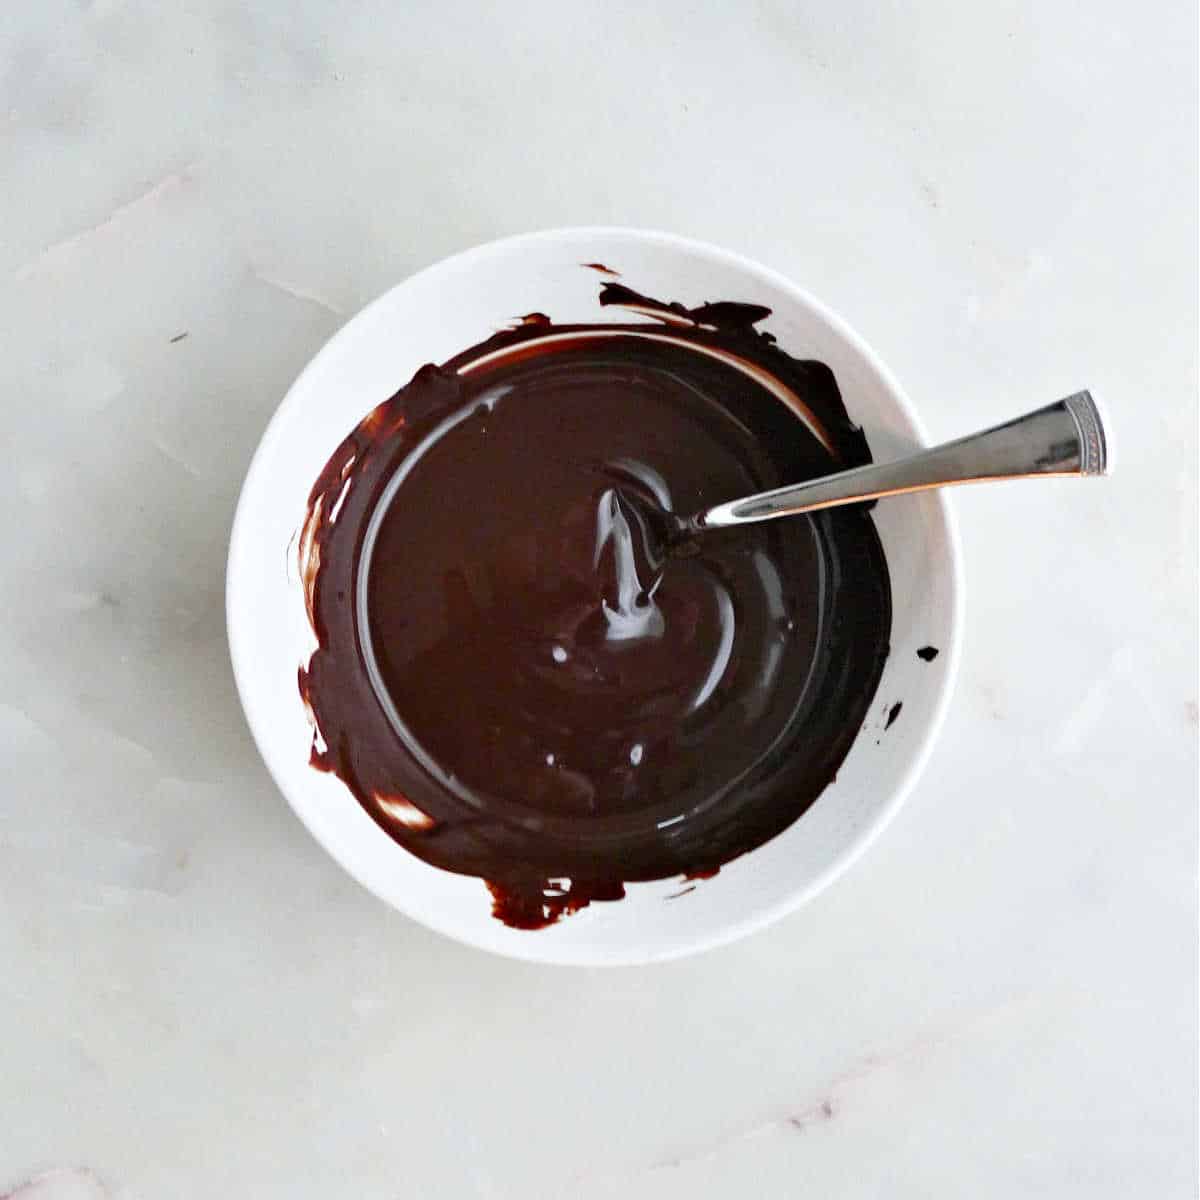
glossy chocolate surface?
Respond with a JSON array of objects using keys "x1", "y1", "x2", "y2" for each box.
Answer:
[{"x1": 298, "y1": 283, "x2": 891, "y2": 928}]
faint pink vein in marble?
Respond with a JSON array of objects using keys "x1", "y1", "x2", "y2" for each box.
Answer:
[
  {"x1": 13, "y1": 170, "x2": 195, "y2": 281},
  {"x1": 568, "y1": 994, "x2": 1039, "y2": 1187},
  {"x1": 1, "y1": 1168, "x2": 108, "y2": 1199},
  {"x1": 248, "y1": 265, "x2": 345, "y2": 317},
  {"x1": 149, "y1": 433, "x2": 205, "y2": 481}
]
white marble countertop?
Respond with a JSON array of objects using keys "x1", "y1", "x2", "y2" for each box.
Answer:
[{"x1": 2, "y1": 3, "x2": 1196, "y2": 1196}]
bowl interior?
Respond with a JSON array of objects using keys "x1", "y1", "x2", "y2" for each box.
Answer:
[{"x1": 227, "y1": 228, "x2": 962, "y2": 965}]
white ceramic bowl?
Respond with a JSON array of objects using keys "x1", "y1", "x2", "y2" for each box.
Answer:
[{"x1": 227, "y1": 228, "x2": 963, "y2": 965}]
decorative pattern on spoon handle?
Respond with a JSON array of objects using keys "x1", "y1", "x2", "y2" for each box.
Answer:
[{"x1": 1063, "y1": 390, "x2": 1109, "y2": 476}]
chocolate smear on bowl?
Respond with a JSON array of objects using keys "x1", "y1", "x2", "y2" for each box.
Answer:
[{"x1": 296, "y1": 276, "x2": 892, "y2": 928}]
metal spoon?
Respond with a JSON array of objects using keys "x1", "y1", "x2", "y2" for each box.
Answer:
[
  {"x1": 606, "y1": 390, "x2": 1108, "y2": 621},
  {"x1": 692, "y1": 390, "x2": 1109, "y2": 531},
  {"x1": 616, "y1": 389, "x2": 1109, "y2": 577}
]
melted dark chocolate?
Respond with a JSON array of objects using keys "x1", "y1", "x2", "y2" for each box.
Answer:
[{"x1": 297, "y1": 280, "x2": 891, "y2": 928}]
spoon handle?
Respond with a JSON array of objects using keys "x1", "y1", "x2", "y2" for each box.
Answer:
[{"x1": 696, "y1": 390, "x2": 1109, "y2": 529}]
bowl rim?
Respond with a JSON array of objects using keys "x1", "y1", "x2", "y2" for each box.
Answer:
[{"x1": 226, "y1": 225, "x2": 965, "y2": 965}]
